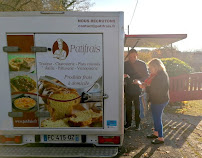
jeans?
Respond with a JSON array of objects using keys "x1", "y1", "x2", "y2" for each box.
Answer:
[{"x1": 151, "y1": 101, "x2": 168, "y2": 137}]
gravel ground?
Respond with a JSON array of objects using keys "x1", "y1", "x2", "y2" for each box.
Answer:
[{"x1": 115, "y1": 104, "x2": 202, "y2": 158}]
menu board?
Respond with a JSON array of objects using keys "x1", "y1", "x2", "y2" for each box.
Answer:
[
  {"x1": 7, "y1": 35, "x2": 39, "y2": 127},
  {"x1": 35, "y1": 34, "x2": 103, "y2": 128}
]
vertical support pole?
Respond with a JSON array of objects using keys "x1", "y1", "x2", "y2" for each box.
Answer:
[{"x1": 128, "y1": 25, "x2": 129, "y2": 52}]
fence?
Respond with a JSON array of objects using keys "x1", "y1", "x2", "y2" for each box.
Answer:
[{"x1": 169, "y1": 72, "x2": 202, "y2": 102}]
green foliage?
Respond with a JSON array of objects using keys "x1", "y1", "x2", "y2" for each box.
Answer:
[
  {"x1": 161, "y1": 57, "x2": 193, "y2": 77},
  {"x1": 138, "y1": 52, "x2": 152, "y2": 63}
]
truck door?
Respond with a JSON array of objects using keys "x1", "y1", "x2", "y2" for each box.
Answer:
[{"x1": 35, "y1": 33, "x2": 104, "y2": 129}]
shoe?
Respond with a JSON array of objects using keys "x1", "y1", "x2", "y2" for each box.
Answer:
[
  {"x1": 134, "y1": 125, "x2": 141, "y2": 131},
  {"x1": 147, "y1": 134, "x2": 158, "y2": 139},
  {"x1": 151, "y1": 138, "x2": 164, "y2": 144}
]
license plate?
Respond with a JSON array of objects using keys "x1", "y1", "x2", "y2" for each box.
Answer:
[{"x1": 44, "y1": 135, "x2": 80, "y2": 142}]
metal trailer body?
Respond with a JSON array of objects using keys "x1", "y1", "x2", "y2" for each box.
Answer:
[{"x1": 0, "y1": 11, "x2": 124, "y2": 157}]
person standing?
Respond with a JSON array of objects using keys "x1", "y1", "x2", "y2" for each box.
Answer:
[
  {"x1": 139, "y1": 58, "x2": 169, "y2": 144},
  {"x1": 124, "y1": 49, "x2": 149, "y2": 130}
]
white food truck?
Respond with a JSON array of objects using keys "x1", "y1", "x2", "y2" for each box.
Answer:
[
  {"x1": 0, "y1": 11, "x2": 187, "y2": 157},
  {"x1": 0, "y1": 11, "x2": 124, "y2": 157}
]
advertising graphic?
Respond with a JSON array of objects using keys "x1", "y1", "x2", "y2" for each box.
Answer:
[
  {"x1": 8, "y1": 54, "x2": 39, "y2": 127},
  {"x1": 52, "y1": 38, "x2": 69, "y2": 60},
  {"x1": 7, "y1": 35, "x2": 39, "y2": 127},
  {"x1": 7, "y1": 34, "x2": 103, "y2": 128},
  {"x1": 35, "y1": 34, "x2": 103, "y2": 128},
  {"x1": 8, "y1": 54, "x2": 36, "y2": 72}
]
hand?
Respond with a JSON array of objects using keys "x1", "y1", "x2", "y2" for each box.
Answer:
[
  {"x1": 133, "y1": 79, "x2": 142, "y2": 85},
  {"x1": 124, "y1": 74, "x2": 130, "y2": 78},
  {"x1": 139, "y1": 82, "x2": 146, "y2": 89}
]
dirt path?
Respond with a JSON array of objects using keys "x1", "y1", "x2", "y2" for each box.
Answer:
[{"x1": 116, "y1": 102, "x2": 202, "y2": 158}]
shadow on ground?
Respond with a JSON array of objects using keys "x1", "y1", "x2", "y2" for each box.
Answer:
[{"x1": 115, "y1": 106, "x2": 202, "y2": 158}]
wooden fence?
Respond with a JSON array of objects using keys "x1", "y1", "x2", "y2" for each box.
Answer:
[{"x1": 169, "y1": 72, "x2": 202, "y2": 102}]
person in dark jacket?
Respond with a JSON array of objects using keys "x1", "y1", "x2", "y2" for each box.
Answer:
[
  {"x1": 124, "y1": 49, "x2": 148, "y2": 130},
  {"x1": 138, "y1": 58, "x2": 169, "y2": 144}
]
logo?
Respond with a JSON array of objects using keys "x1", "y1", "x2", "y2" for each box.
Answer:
[{"x1": 52, "y1": 38, "x2": 69, "y2": 60}]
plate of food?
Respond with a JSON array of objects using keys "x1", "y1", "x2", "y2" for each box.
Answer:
[
  {"x1": 9, "y1": 57, "x2": 35, "y2": 72},
  {"x1": 10, "y1": 75, "x2": 37, "y2": 93},
  {"x1": 13, "y1": 96, "x2": 36, "y2": 111},
  {"x1": 9, "y1": 57, "x2": 24, "y2": 71}
]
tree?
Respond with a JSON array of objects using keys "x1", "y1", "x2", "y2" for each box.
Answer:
[
  {"x1": 0, "y1": 0, "x2": 44, "y2": 11},
  {"x1": 161, "y1": 58, "x2": 193, "y2": 77},
  {"x1": 47, "y1": 0, "x2": 94, "y2": 11},
  {"x1": 0, "y1": 0, "x2": 94, "y2": 11}
]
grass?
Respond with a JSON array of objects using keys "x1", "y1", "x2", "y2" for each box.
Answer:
[{"x1": 165, "y1": 100, "x2": 202, "y2": 116}]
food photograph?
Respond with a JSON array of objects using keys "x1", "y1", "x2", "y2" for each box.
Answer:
[
  {"x1": 8, "y1": 54, "x2": 36, "y2": 72},
  {"x1": 10, "y1": 73, "x2": 37, "y2": 94},
  {"x1": 12, "y1": 94, "x2": 37, "y2": 112},
  {"x1": 38, "y1": 76, "x2": 103, "y2": 128}
]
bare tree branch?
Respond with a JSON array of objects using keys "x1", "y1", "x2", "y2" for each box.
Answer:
[
  {"x1": 0, "y1": 0, "x2": 94, "y2": 11},
  {"x1": 15, "y1": 0, "x2": 22, "y2": 7},
  {"x1": 66, "y1": 0, "x2": 76, "y2": 8},
  {"x1": 18, "y1": 0, "x2": 32, "y2": 10},
  {"x1": 0, "y1": 2, "x2": 17, "y2": 11}
]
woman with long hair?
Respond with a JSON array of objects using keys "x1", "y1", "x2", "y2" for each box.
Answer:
[{"x1": 137, "y1": 58, "x2": 169, "y2": 144}]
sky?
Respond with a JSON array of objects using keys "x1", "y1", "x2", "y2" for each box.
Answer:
[{"x1": 90, "y1": 0, "x2": 202, "y2": 52}]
